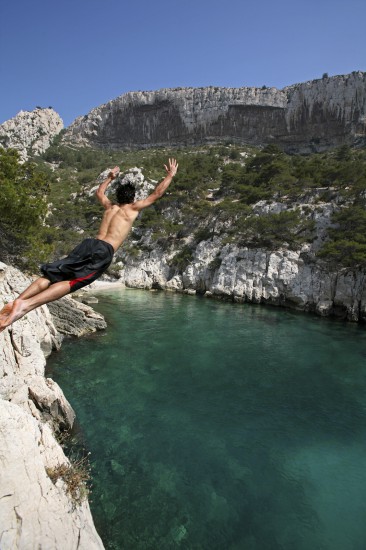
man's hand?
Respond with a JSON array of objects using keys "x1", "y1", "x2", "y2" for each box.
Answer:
[
  {"x1": 109, "y1": 166, "x2": 120, "y2": 179},
  {"x1": 164, "y1": 158, "x2": 178, "y2": 177},
  {"x1": 96, "y1": 166, "x2": 120, "y2": 209},
  {"x1": 130, "y1": 158, "x2": 179, "y2": 212}
]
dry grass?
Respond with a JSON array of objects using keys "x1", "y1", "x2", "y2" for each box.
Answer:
[{"x1": 46, "y1": 455, "x2": 91, "y2": 507}]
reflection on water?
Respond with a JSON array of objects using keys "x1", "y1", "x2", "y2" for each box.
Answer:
[{"x1": 47, "y1": 289, "x2": 366, "y2": 550}]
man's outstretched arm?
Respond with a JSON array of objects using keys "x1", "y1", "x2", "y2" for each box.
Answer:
[
  {"x1": 96, "y1": 166, "x2": 120, "y2": 208},
  {"x1": 131, "y1": 158, "x2": 178, "y2": 211}
]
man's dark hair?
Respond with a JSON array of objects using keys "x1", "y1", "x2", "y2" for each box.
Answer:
[{"x1": 116, "y1": 182, "x2": 136, "y2": 204}]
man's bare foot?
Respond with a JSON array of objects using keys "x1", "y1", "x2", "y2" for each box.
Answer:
[
  {"x1": 0, "y1": 299, "x2": 27, "y2": 333},
  {"x1": 0, "y1": 302, "x2": 14, "y2": 321}
]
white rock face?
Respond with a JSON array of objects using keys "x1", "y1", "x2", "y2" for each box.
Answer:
[
  {"x1": 63, "y1": 72, "x2": 366, "y2": 152},
  {"x1": 0, "y1": 401, "x2": 104, "y2": 550},
  {"x1": 64, "y1": 85, "x2": 286, "y2": 146},
  {"x1": 47, "y1": 296, "x2": 106, "y2": 336},
  {"x1": 0, "y1": 262, "x2": 105, "y2": 549},
  {"x1": 0, "y1": 108, "x2": 63, "y2": 161},
  {"x1": 120, "y1": 242, "x2": 366, "y2": 321},
  {"x1": 285, "y1": 72, "x2": 366, "y2": 134}
]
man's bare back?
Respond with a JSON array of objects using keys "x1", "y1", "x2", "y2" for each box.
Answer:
[
  {"x1": 96, "y1": 204, "x2": 138, "y2": 252},
  {"x1": 0, "y1": 159, "x2": 178, "y2": 332},
  {"x1": 95, "y1": 159, "x2": 178, "y2": 252}
]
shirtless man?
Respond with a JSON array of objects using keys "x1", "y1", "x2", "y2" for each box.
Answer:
[{"x1": 0, "y1": 158, "x2": 178, "y2": 332}]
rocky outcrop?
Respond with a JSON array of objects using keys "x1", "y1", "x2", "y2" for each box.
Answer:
[
  {"x1": 63, "y1": 72, "x2": 366, "y2": 153},
  {"x1": 116, "y1": 197, "x2": 366, "y2": 322},
  {"x1": 0, "y1": 400, "x2": 104, "y2": 550},
  {"x1": 47, "y1": 297, "x2": 106, "y2": 336},
  {"x1": 0, "y1": 262, "x2": 105, "y2": 549},
  {"x1": 0, "y1": 108, "x2": 63, "y2": 161}
]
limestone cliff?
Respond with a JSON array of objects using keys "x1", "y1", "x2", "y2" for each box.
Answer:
[
  {"x1": 118, "y1": 238, "x2": 366, "y2": 322},
  {"x1": 0, "y1": 262, "x2": 105, "y2": 549},
  {"x1": 0, "y1": 108, "x2": 63, "y2": 161},
  {"x1": 63, "y1": 72, "x2": 366, "y2": 152}
]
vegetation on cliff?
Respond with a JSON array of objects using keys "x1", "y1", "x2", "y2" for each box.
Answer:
[
  {"x1": 1, "y1": 142, "x2": 366, "y2": 271},
  {"x1": 0, "y1": 147, "x2": 55, "y2": 268}
]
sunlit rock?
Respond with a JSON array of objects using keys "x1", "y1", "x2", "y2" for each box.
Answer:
[
  {"x1": 63, "y1": 73, "x2": 366, "y2": 153},
  {"x1": 0, "y1": 108, "x2": 63, "y2": 161}
]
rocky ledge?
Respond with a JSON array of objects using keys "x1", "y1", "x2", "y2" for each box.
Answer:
[{"x1": 0, "y1": 262, "x2": 105, "y2": 549}]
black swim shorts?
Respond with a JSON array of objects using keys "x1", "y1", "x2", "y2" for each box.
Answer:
[{"x1": 40, "y1": 238, "x2": 114, "y2": 293}]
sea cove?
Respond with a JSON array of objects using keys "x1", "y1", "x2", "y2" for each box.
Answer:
[{"x1": 47, "y1": 289, "x2": 366, "y2": 550}]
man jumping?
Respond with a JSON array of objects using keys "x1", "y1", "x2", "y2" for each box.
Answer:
[{"x1": 0, "y1": 158, "x2": 178, "y2": 332}]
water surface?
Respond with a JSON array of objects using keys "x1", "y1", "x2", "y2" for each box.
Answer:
[{"x1": 47, "y1": 289, "x2": 366, "y2": 550}]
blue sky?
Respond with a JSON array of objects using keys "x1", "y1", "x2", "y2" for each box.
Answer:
[{"x1": 1, "y1": 0, "x2": 365, "y2": 127}]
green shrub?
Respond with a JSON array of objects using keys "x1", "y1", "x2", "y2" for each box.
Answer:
[
  {"x1": 169, "y1": 245, "x2": 194, "y2": 271},
  {"x1": 0, "y1": 148, "x2": 56, "y2": 267},
  {"x1": 208, "y1": 255, "x2": 222, "y2": 271},
  {"x1": 229, "y1": 149, "x2": 240, "y2": 160},
  {"x1": 215, "y1": 199, "x2": 251, "y2": 220},
  {"x1": 236, "y1": 209, "x2": 315, "y2": 250},
  {"x1": 194, "y1": 227, "x2": 214, "y2": 242},
  {"x1": 318, "y1": 205, "x2": 366, "y2": 267}
]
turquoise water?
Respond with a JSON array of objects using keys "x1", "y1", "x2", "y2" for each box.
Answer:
[{"x1": 47, "y1": 289, "x2": 366, "y2": 550}]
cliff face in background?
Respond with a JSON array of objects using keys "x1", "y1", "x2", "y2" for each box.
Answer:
[
  {"x1": 64, "y1": 72, "x2": 366, "y2": 153},
  {"x1": 118, "y1": 238, "x2": 366, "y2": 322},
  {"x1": 0, "y1": 262, "x2": 105, "y2": 549},
  {"x1": 0, "y1": 108, "x2": 63, "y2": 161},
  {"x1": 0, "y1": 72, "x2": 364, "y2": 159}
]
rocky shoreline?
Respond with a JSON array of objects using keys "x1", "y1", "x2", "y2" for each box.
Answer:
[
  {"x1": 115, "y1": 241, "x2": 366, "y2": 323},
  {"x1": 0, "y1": 262, "x2": 105, "y2": 549},
  {"x1": 78, "y1": 234, "x2": 366, "y2": 323}
]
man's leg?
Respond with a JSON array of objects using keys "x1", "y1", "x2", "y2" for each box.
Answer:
[
  {"x1": 19, "y1": 277, "x2": 52, "y2": 300},
  {"x1": 0, "y1": 280, "x2": 71, "y2": 332},
  {"x1": 0, "y1": 277, "x2": 51, "y2": 321}
]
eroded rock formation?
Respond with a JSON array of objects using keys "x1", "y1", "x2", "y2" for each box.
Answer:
[{"x1": 64, "y1": 72, "x2": 366, "y2": 152}]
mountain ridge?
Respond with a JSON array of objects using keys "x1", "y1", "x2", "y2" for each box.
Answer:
[
  {"x1": 1, "y1": 72, "x2": 365, "y2": 159},
  {"x1": 63, "y1": 71, "x2": 366, "y2": 153}
]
